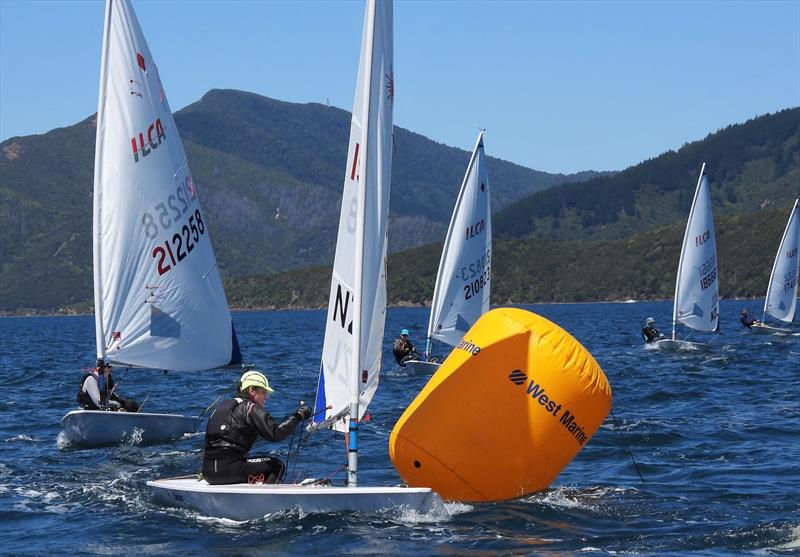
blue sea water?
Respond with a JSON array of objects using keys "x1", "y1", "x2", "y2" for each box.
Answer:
[{"x1": 0, "y1": 300, "x2": 798, "y2": 556}]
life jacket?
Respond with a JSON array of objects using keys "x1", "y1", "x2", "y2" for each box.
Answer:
[
  {"x1": 392, "y1": 338, "x2": 404, "y2": 353},
  {"x1": 205, "y1": 397, "x2": 253, "y2": 456},
  {"x1": 76, "y1": 372, "x2": 103, "y2": 410},
  {"x1": 642, "y1": 326, "x2": 659, "y2": 343},
  {"x1": 394, "y1": 337, "x2": 413, "y2": 354}
]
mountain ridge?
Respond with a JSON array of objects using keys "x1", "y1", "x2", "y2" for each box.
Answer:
[
  {"x1": 0, "y1": 89, "x2": 604, "y2": 311},
  {"x1": 495, "y1": 107, "x2": 800, "y2": 241}
]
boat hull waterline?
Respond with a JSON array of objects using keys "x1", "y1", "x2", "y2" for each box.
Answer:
[
  {"x1": 749, "y1": 323, "x2": 793, "y2": 334},
  {"x1": 148, "y1": 477, "x2": 439, "y2": 519},
  {"x1": 401, "y1": 360, "x2": 441, "y2": 376},
  {"x1": 60, "y1": 410, "x2": 200, "y2": 447},
  {"x1": 653, "y1": 339, "x2": 709, "y2": 351}
]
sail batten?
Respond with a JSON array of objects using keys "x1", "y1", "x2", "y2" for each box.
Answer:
[
  {"x1": 93, "y1": 0, "x2": 236, "y2": 371},
  {"x1": 763, "y1": 199, "x2": 800, "y2": 323}
]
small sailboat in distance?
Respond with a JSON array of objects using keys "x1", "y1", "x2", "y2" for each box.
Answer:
[
  {"x1": 749, "y1": 198, "x2": 799, "y2": 334},
  {"x1": 403, "y1": 132, "x2": 491, "y2": 375},
  {"x1": 60, "y1": 0, "x2": 241, "y2": 447},
  {"x1": 149, "y1": 0, "x2": 439, "y2": 518},
  {"x1": 654, "y1": 163, "x2": 720, "y2": 351}
]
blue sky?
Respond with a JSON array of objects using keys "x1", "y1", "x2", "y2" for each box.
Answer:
[{"x1": 1, "y1": 0, "x2": 798, "y2": 174}]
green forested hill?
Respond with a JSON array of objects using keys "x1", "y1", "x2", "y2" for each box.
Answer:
[
  {"x1": 2, "y1": 94, "x2": 796, "y2": 313},
  {"x1": 0, "y1": 89, "x2": 599, "y2": 312},
  {"x1": 495, "y1": 108, "x2": 800, "y2": 241},
  {"x1": 223, "y1": 204, "x2": 795, "y2": 309}
]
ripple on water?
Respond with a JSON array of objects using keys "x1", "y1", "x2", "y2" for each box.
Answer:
[{"x1": 0, "y1": 303, "x2": 797, "y2": 555}]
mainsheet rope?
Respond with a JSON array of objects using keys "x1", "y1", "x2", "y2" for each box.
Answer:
[{"x1": 284, "y1": 408, "x2": 348, "y2": 485}]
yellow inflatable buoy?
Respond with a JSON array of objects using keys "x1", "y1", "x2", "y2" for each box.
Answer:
[{"x1": 389, "y1": 307, "x2": 612, "y2": 502}]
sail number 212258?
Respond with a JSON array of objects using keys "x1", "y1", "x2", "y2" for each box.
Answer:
[{"x1": 151, "y1": 209, "x2": 206, "y2": 276}]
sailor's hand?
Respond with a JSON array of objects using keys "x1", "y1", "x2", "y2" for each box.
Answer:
[{"x1": 295, "y1": 404, "x2": 312, "y2": 421}]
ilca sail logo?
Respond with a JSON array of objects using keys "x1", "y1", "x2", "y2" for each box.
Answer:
[
  {"x1": 130, "y1": 118, "x2": 166, "y2": 163},
  {"x1": 385, "y1": 67, "x2": 394, "y2": 103}
]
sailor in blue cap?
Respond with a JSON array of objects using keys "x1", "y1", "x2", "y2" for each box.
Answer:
[{"x1": 392, "y1": 328, "x2": 422, "y2": 366}]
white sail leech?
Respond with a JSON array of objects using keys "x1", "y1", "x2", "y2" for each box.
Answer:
[{"x1": 93, "y1": 0, "x2": 235, "y2": 371}]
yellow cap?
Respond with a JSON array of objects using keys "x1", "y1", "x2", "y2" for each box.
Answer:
[{"x1": 240, "y1": 370, "x2": 274, "y2": 393}]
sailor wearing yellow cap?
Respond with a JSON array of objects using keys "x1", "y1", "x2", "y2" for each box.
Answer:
[{"x1": 202, "y1": 369, "x2": 312, "y2": 485}]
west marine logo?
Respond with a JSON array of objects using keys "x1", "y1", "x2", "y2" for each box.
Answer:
[
  {"x1": 509, "y1": 371, "x2": 589, "y2": 446},
  {"x1": 455, "y1": 338, "x2": 481, "y2": 356},
  {"x1": 130, "y1": 118, "x2": 166, "y2": 163}
]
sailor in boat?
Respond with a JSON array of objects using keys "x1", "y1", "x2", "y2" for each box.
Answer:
[
  {"x1": 739, "y1": 308, "x2": 762, "y2": 329},
  {"x1": 77, "y1": 361, "x2": 139, "y2": 412},
  {"x1": 641, "y1": 317, "x2": 664, "y2": 344},
  {"x1": 202, "y1": 370, "x2": 312, "y2": 485},
  {"x1": 392, "y1": 329, "x2": 422, "y2": 366}
]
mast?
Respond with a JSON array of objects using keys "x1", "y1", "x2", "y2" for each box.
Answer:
[
  {"x1": 348, "y1": 0, "x2": 377, "y2": 488},
  {"x1": 672, "y1": 163, "x2": 706, "y2": 340},
  {"x1": 93, "y1": 0, "x2": 113, "y2": 364}
]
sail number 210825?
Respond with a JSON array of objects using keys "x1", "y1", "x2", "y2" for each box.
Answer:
[{"x1": 462, "y1": 250, "x2": 491, "y2": 300}]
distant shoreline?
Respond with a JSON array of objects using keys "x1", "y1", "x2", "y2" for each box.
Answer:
[{"x1": 0, "y1": 296, "x2": 771, "y2": 318}]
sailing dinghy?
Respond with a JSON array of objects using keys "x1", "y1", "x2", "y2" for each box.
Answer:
[
  {"x1": 654, "y1": 163, "x2": 720, "y2": 351},
  {"x1": 149, "y1": 0, "x2": 439, "y2": 518},
  {"x1": 404, "y1": 132, "x2": 491, "y2": 376},
  {"x1": 750, "y1": 198, "x2": 799, "y2": 334},
  {"x1": 61, "y1": 0, "x2": 241, "y2": 448}
]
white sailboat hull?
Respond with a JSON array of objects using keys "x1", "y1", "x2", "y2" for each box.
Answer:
[
  {"x1": 148, "y1": 477, "x2": 439, "y2": 520},
  {"x1": 60, "y1": 409, "x2": 200, "y2": 447},
  {"x1": 653, "y1": 339, "x2": 709, "y2": 352},
  {"x1": 748, "y1": 323, "x2": 793, "y2": 334},
  {"x1": 401, "y1": 360, "x2": 441, "y2": 376}
]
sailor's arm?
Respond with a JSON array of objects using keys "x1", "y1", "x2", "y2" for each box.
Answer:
[{"x1": 246, "y1": 403, "x2": 299, "y2": 442}]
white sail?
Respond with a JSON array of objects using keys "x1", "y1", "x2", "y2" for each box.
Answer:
[
  {"x1": 314, "y1": 0, "x2": 393, "y2": 434},
  {"x1": 427, "y1": 132, "x2": 491, "y2": 350},
  {"x1": 763, "y1": 199, "x2": 799, "y2": 323},
  {"x1": 671, "y1": 163, "x2": 719, "y2": 337},
  {"x1": 148, "y1": 0, "x2": 434, "y2": 514},
  {"x1": 93, "y1": 0, "x2": 237, "y2": 371}
]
